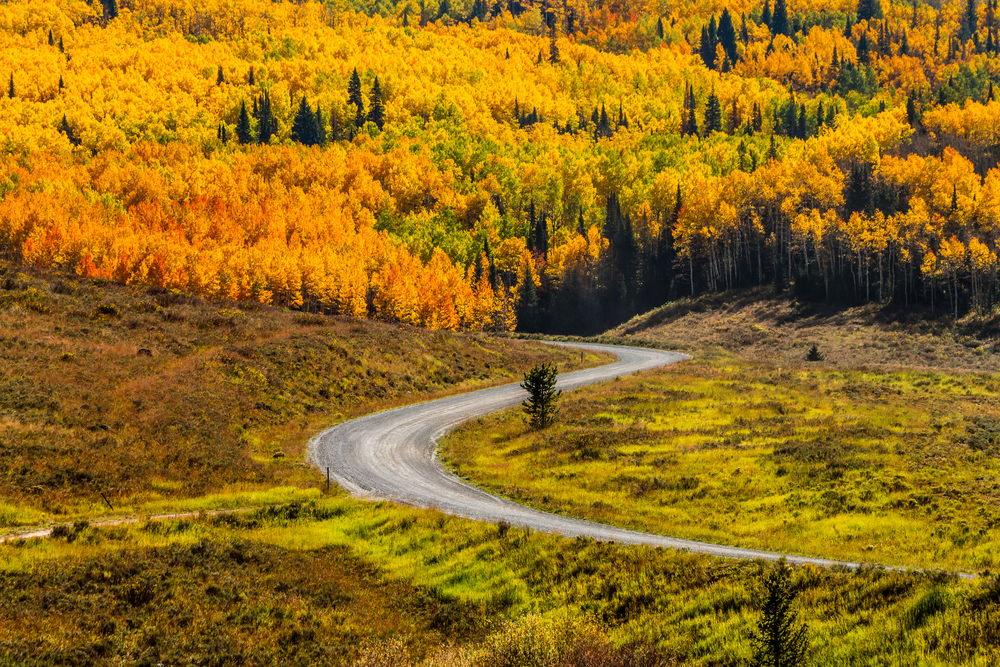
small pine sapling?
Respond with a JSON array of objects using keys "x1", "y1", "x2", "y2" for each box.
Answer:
[{"x1": 520, "y1": 363, "x2": 561, "y2": 430}]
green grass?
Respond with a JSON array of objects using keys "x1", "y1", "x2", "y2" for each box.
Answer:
[
  {"x1": 442, "y1": 355, "x2": 1000, "y2": 572},
  {"x1": 1, "y1": 498, "x2": 998, "y2": 665}
]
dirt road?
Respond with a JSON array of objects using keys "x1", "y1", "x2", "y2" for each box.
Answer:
[{"x1": 308, "y1": 342, "x2": 869, "y2": 569}]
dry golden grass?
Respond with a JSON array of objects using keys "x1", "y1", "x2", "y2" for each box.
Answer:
[
  {"x1": 0, "y1": 262, "x2": 605, "y2": 526},
  {"x1": 609, "y1": 287, "x2": 1000, "y2": 373}
]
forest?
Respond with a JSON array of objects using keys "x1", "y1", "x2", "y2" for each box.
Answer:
[{"x1": 1, "y1": 0, "x2": 1000, "y2": 332}]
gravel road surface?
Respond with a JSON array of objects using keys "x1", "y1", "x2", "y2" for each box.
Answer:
[{"x1": 308, "y1": 342, "x2": 870, "y2": 569}]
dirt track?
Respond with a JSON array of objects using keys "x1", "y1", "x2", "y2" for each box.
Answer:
[{"x1": 308, "y1": 342, "x2": 873, "y2": 569}]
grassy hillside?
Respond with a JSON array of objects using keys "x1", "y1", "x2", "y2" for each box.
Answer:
[
  {"x1": 444, "y1": 354, "x2": 1000, "y2": 571},
  {"x1": 0, "y1": 261, "x2": 604, "y2": 529},
  {"x1": 608, "y1": 287, "x2": 1000, "y2": 372},
  {"x1": 3, "y1": 497, "x2": 1000, "y2": 666}
]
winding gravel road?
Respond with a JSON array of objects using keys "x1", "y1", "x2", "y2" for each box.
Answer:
[{"x1": 308, "y1": 342, "x2": 873, "y2": 570}]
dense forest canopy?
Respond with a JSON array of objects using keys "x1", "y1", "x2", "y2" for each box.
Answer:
[{"x1": 1, "y1": 0, "x2": 999, "y2": 332}]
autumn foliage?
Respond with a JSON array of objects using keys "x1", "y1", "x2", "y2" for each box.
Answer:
[{"x1": 3, "y1": 0, "x2": 1000, "y2": 331}]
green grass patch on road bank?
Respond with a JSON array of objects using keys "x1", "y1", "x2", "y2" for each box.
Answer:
[
  {"x1": 442, "y1": 356, "x2": 1000, "y2": 573},
  {"x1": 1, "y1": 498, "x2": 999, "y2": 666}
]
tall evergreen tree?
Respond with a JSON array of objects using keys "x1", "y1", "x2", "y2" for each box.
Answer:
[
  {"x1": 762, "y1": 0, "x2": 772, "y2": 29},
  {"x1": 515, "y1": 264, "x2": 539, "y2": 332},
  {"x1": 704, "y1": 89, "x2": 723, "y2": 134},
  {"x1": 549, "y1": 23, "x2": 560, "y2": 63},
  {"x1": 58, "y1": 75, "x2": 64, "y2": 91},
  {"x1": 48, "y1": 29, "x2": 54, "y2": 46},
  {"x1": 347, "y1": 67, "x2": 364, "y2": 127},
  {"x1": 784, "y1": 95, "x2": 797, "y2": 136},
  {"x1": 291, "y1": 96, "x2": 318, "y2": 145},
  {"x1": 248, "y1": 66, "x2": 255, "y2": 86},
  {"x1": 766, "y1": 134, "x2": 779, "y2": 161},
  {"x1": 58, "y1": 114, "x2": 80, "y2": 146},
  {"x1": 314, "y1": 107, "x2": 326, "y2": 146},
  {"x1": 7, "y1": 74, "x2": 13, "y2": 99},
  {"x1": 216, "y1": 65, "x2": 225, "y2": 86},
  {"x1": 961, "y1": 0, "x2": 977, "y2": 42},
  {"x1": 368, "y1": 76, "x2": 386, "y2": 130},
  {"x1": 843, "y1": 14, "x2": 853, "y2": 38},
  {"x1": 100, "y1": 0, "x2": 118, "y2": 21},
  {"x1": 329, "y1": 107, "x2": 341, "y2": 142},
  {"x1": 718, "y1": 9, "x2": 739, "y2": 63},
  {"x1": 254, "y1": 91, "x2": 277, "y2": 144},
  {"x1": 236, "y1": 101, "x2": 253, "y2": 145},
  {"x1": 771, "y1": 0, "x2": 790, "y2": 36},
  {"x1": 752, "y1": 101, "x2": 763, "y2": 133},
  {"x1": 685, "y1": 92, "x2": 699, "y2": 138},
  {"x1": 857, "y1": 0, "x2": 883, "y2": 23},
  {"x1": 797, "y1": 103, "x2": 807, "y2": 139},
  {"x1": 657, "y1": 17, "x2": 665, "y2": 39},
  {"x1": 536, "y1": 211, "x2": 549, "y2": 261},
  {"x1": 58, "y1": 36, "x2": 64, "y2": 52}
]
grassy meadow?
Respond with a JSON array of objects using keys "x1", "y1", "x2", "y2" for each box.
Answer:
[
  {"x1": 0, "y1": 261, "x2": 607, "y2": 530},
  {"x1": 2, "y1": 496, "x2": 999, "y2": 666},
  {"x1": 443, "y1": 349, "x2": 1000, "y2": 573}
]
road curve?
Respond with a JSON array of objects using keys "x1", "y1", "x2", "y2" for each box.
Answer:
[{"x1": 308, "y1": 343, "x2": 866, "y2": 569}]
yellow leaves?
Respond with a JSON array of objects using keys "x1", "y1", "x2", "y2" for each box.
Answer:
[
  {"x1": 968, "y1": 237, "x2": 996, "y2": 273},
  {"x1": 818, "y1": 109, "x2": 911, "y2": 168},
  {"x1": 922, "y1": 100, "x2": 1000, "y2": 150}
]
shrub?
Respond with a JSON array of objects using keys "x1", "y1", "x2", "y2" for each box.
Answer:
[
  {"x1": 806, "y1": 343, "x2": 824, "y2": 361},
  {"x1": 93, "y1": 303, "x2": 122, "y2": 318}
]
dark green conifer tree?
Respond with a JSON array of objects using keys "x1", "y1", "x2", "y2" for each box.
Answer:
[
  {"x1": 657, "y1": 17, "x2": 665, "y2": 39},
  {"x1": 515, "y1": 263, "x2": 539, "y2": 332},
  {"x1": 348, "y1": 67, "x2": 364, "y2": 126},
  {"x1": 255, "y1": 91, "x2": 277, "y2": 144},
  {"x1": 248, "y1": 66, "x2": 255, "y2": 86},
  {"x1": 314, "y1": 107, "x2": 326, "y2": 146},
  {"x1": 7, "y1": 74, "x2": 13, "y2": 99},
  {"x1": 101, "y1": 0, "x2": 118, "y2": 21},
  {"x1": 58, "y1": 36, "x2": 64, "y2": 52},
  {"x1": 748, "y1": 561, "x2": 809, "y2": 667},
  {"x1": 960, "y1": 0, "x2": 977, "y2": 42},
  {"x1": 762, "y1": 0, "x2": 772, "y2": 29},
  {"x1": 58, "y1": 114, "x2": 80, "y2": 146},
  {"x1": 857, "y1": 0, "x2": 883, "y2": 23},
  {"x1": 58, "y1": 75, "x2": 64, "y2": 91},
  {"x1": 48, "y1": 29, "x2": 54, "y2": 46},
  {"x1": 766, "y1": 134, "x2": 779, "y2": 161},
  {"x1": 329, "y1": 107, "x2": 341, "y2": 142},
  {"x1": 718, "y1": 9, "x2": 738, "y2": 63},
  {"x1": 291, "y1": 96, "x2": 318, "y2": 145},
  {"x1": 771, "y1": 0, "x2": 789, "y2": 36},
  {"x1": 368, "y1": 76, "x2": 386, "y2": 130},
  {"x1": 236, "y1": 101, "x2": 253, "y2": 145},
  {"x1": 784, "y1": 95, "x2": 797, "y2": 136},
  {"x1": 704, "y1": 89, "x2": 723, "y2": 134},
  {"x1": 216, "y1": 65, "x2": 225, "y2": 86}
]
